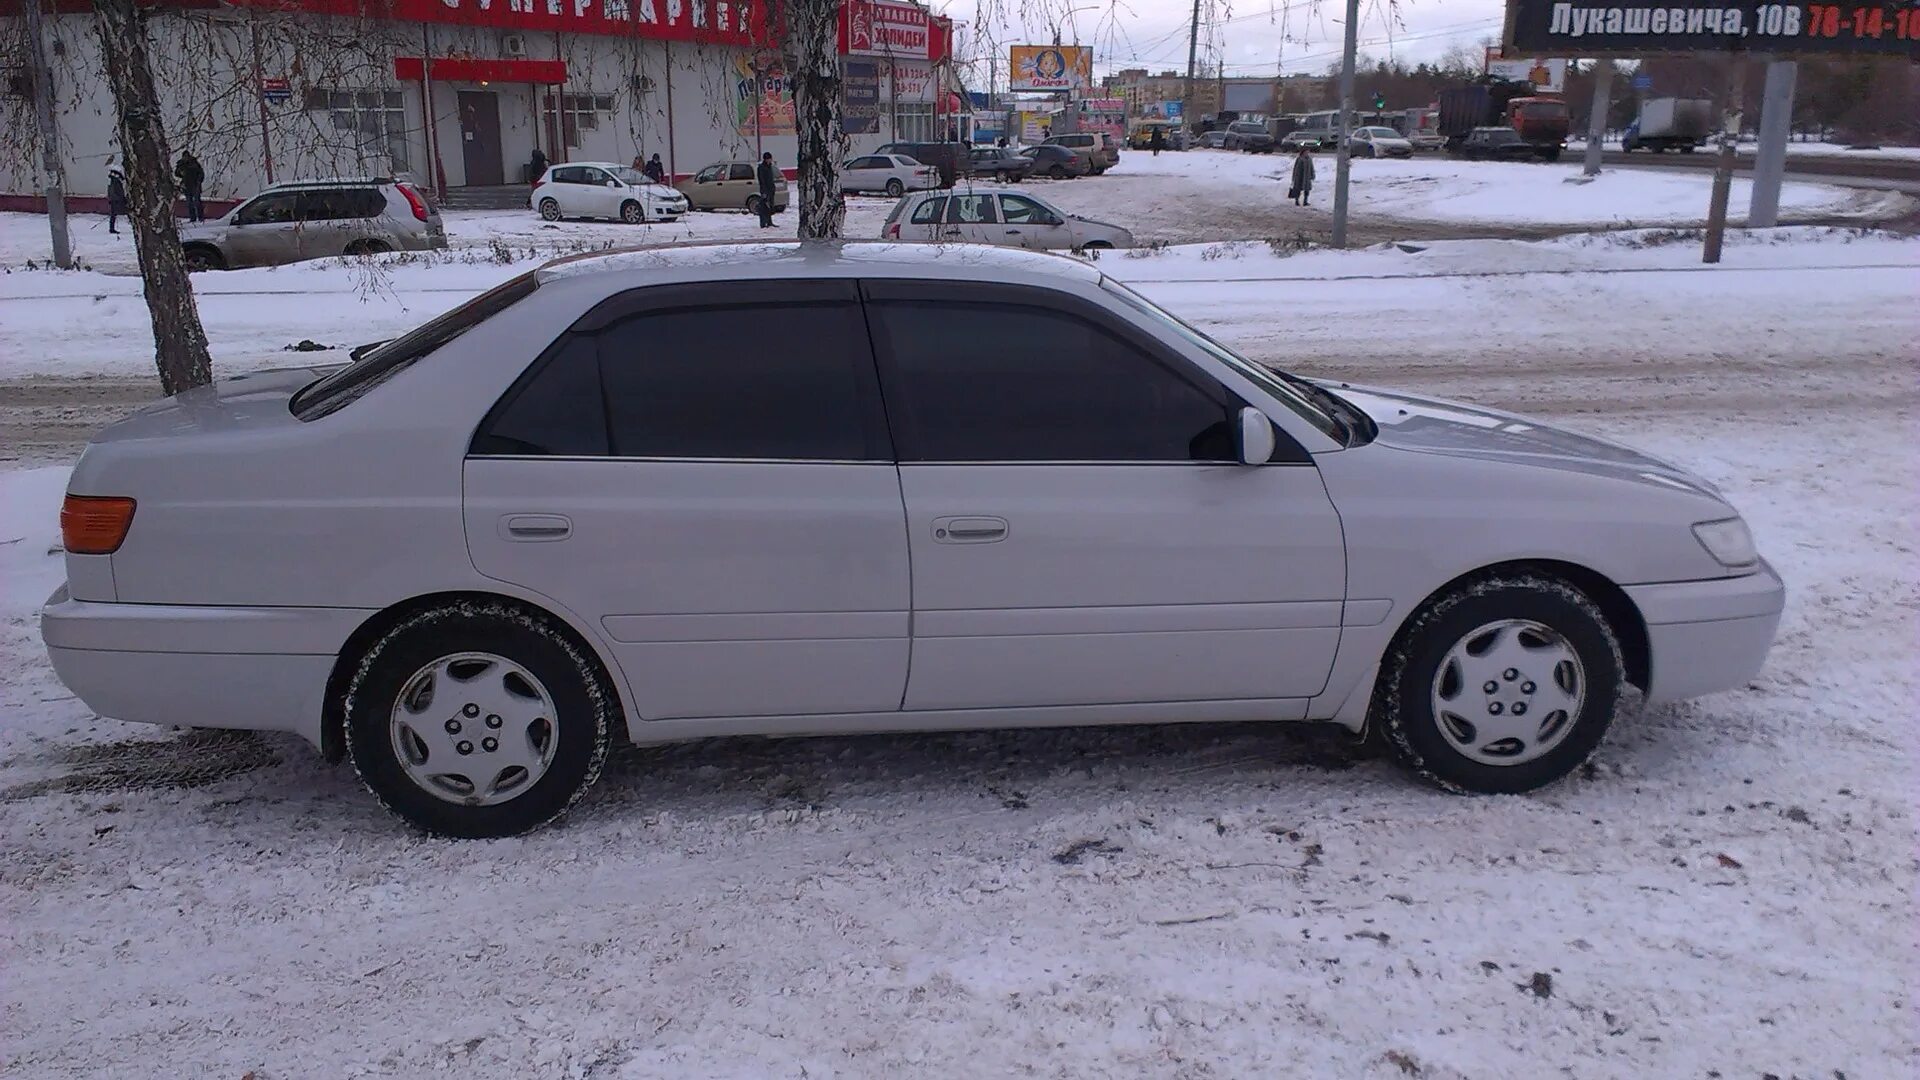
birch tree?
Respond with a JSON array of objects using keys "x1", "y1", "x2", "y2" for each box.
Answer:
[
  {"x1": 775, "y1": 0, "x2": 847, "y2": 238},
  {"x1": 93, "y1": 0, "x2": 213, "y2": 394}
]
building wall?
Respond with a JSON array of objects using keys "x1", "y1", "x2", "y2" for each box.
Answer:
[{"x1": 2, "y1": 8, "x2": 905, "y2": 202}]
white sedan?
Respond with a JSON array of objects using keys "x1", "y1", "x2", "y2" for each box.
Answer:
[
  {"x1": 882, "y1": 188, "x2": 1134, "y2": 250},
  {"x1": 1349, "y1": 127, "x2": 1414, "y2": 159},
  {"x1": 42, "y1": 242, "x2": 1781, "y2": 838},
  {"x1": 841, "y1": 154, "x2": 940, "y2": 197},
  {"x1": 532, "y1": 162, "x2": 689, "y2": 223}
]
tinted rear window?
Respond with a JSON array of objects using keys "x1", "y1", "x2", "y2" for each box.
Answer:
[{"x1": 292, "y1": 273, "x2": 538, "y2": 420}]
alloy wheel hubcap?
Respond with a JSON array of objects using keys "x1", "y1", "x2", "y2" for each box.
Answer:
[
  {"x1": 1430, "y1": 619, "x2": 1584, "y2": 766},
  {"x1": 389, "y1": 652, "x2": 558, "y2": 805}
]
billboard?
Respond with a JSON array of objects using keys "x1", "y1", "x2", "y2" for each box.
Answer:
[
  {"x1": 842, "y1": 60, "x2": 881, "y2": 134},
  {"x1": 1484, "y1": 48, "x2": 1567, "y2": 91},
  {"x1": 1504, "y1": 0, "x2": 1920, "y2": 57},
  {"x1": 1009, "y1": 45, "x2": 1092, "y2": 91},
  {"x1": 839, "y1": 0, "x2": 950, "y2": 60},
  {"x1": 734, "y1": 51, "x2": 795, "y2": 137}
]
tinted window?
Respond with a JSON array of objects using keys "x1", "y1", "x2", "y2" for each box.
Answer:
[
  {"x1": 908, "y1": 197, "x2": 947, "y2": 224},
  {"x1": 946, "y1": 194, "x2": 997, "y2": 224},
  {"x1": 297, "y1": 188, "x2": 383, "y2": 220},
  {"x1": 294, "y1": 273, "x2": 539, "y2": 420},
  {"x1": 598, "y1": 303, "x2": 878, "y2": 460},
  {"x1": 729, "y1": 164, "x2": 755, "y2": 180},
  {"x1": 235, "y1": 192, "x2": 300, "y2": 225},
  {"x1": 869, "y1": 300, "x2": 1234, "y2": 462},
  {"x1": 470, "y1": 337, "x2": 608, "y2": 456}
]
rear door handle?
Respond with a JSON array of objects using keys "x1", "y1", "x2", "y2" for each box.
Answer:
[
  {"x1": 501, "y1": 514, "x2": 572, "y2": 541},
  {"x1": 932, "y1": 516, "x2": 1008, "y2": 543}
]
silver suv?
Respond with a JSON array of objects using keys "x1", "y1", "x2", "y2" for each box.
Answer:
[
  {"x1": 1041, "y1": 132, "x2": 1119, "y2": 173},
  {"x1": 179, "y1": 178, "x2": 447, "y2": 271}
]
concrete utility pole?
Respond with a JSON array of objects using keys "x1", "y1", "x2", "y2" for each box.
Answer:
[
  {"x1": 1183, "y1": 0, "x2": 1201, "y2": 124},
  {"x1": 22, "y1": 0, "x2": 72, "y2": 269},
  {"x1": 1329, "y1": 0, "x2": 1360, "y2": 247},
  {"x1": 1582, "y1": 60, "x2": 1611, "y2": 177},
  {"x1": 1702, "y1": 57, "x2": 1748, "y2": 264},
  {"x1": 1747, "y1": 59, "x2": 1797, "y2": 228}
]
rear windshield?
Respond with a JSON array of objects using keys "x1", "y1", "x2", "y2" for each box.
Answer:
[{"x1": 291, "y1": 272, "x2": 538, "y2": 420}]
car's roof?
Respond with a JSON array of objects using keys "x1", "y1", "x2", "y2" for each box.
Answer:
[
  {"x1": 536, "y1": 240, "x2": 1104, "y2": 290},
  {"x1": 263, "y1": 177, "x2": 395, "y2": 190},
  {"x1": 552, "y1": 161, "x2": 634, "y2": 169}
]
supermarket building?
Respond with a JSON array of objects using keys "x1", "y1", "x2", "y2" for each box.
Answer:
[{"x1": 0, "y1": 0, "x2": 961, "y2": 207}]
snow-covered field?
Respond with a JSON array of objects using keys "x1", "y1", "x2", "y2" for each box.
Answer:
[{"x1": 1, "y1": 227, "x2": 1916, "y2": 1077}]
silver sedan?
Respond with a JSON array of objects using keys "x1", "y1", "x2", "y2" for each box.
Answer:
[{"x1": 42, "y1": 243, "x2": 1782, "y2": 837}]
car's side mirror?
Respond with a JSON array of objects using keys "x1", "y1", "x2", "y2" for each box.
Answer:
[
  {"x1": 605, "y1": 179, "x2": 619, "y2": 188},
  {"x1": 1237, "y1": 406, "x2": 1276, "y2": 466}
]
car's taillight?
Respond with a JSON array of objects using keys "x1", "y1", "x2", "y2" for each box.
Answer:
[
  {"x1": 885, "y1": 222, "x2": 900, "y2": 239},
  {"x1": 396, "y1": 182, "x2": 430, "y2": 222},
  {"x1": 61, "y1": 495, "x2": 136, "y2": 555}
]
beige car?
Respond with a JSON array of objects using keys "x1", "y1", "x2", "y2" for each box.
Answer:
[{"x1": 675, "y1": 161, "x2": 789, "y2": 215}]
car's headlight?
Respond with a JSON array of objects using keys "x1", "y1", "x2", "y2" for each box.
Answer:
[{"x1": 1692, "y1": 517, "x2": 1758, "y2": 568}]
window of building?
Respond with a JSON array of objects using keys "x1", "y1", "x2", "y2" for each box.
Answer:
[
  {"x1": 545, "y1": 92, "x2": 617, "y2": 148},
  {"x1": 893, "y1": 103, "x2": 934, "y2": 142},
  {"x1": 303, "y1": 89, "x2": 410, "y2": 173}
]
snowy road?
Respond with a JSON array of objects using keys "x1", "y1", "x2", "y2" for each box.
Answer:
[{"x1": 1, "y1": 230, "x2": 1916, "y2": 1078}]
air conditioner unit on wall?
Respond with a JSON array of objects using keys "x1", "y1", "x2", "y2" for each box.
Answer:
[{"x1": 502, "y1": 33, "x2": 527, "y2": 58}]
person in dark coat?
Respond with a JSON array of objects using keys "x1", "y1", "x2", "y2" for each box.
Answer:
[
  {"x1": 1289, "y1": 147, "x2": 1316, "y2": 206},
  {"x1": 643, "y1": 153, "x2": 666, "y2": 184},
  {"x1": 755, "y1": 152, "x2": 777, "y2": 229},
  {"x1": 106, "y1": 160, "x2": 128, "y2": 234},
  {"x1": 1149, "y1": 125, "x2": 1166, "y2": 157},
  {"x1": 174, "y1": 150, "x2": 205, "y2": 222},
  {"x1": 528, "y1": 147, "x2": 549, "y2": 184}
]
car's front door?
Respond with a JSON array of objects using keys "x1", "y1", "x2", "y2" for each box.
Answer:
[
  {"x1": 998, "y1": 194, "x2": 1072, "y2": 250},
  {"x1": 464, "y1": 280, "x2": 910, "y2": 720},
  {"x1": 224, "y1": 190, "x2": 306, "y2": 265},
  {"x1": 577, "y1": 167, "x2": 620, "y2": 218},
  {"x1": 863, "y1": 280, "x2": 1348, "y2": 712}
]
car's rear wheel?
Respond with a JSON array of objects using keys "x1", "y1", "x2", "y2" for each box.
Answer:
[
  {"x1": 884, "y1": 178, "x2": 905, "y2": 198},
  {"x1": 181, "y1": 244, "x2": 223, "y2": 272},
  {"x1": 1049, "y1": 164, "x2": 1069, "y2": 179},
  {"x1": 621, "y1": 200, "x2": 646, "y2": 224},
  {"x1": 745, "y1": 193, "x2": 765, "y2": 215},
  {"x1": 539, "y1": 198, "x2": 563, "y2": 222},
  {"x1": 1375, "y1": 574, "x2": 1624, "y2": 795},
  {"x1": 345, "y1": 602, "x2": 613, "y2": 838}
]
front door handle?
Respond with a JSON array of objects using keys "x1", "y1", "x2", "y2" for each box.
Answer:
[
  {"x1": 932, "y1": 516, "x2": 1008, "y2": 543},
  {"x1": 501, "y1": 514, "x2": 572, "y2": 541}
]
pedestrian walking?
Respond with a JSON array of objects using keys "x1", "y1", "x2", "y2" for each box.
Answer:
[
  {"x1": 174, "y1": 150, "x2": 205, "y2": 223},
  {"x1": 755, "y1": 152, "x2": 777, "y2": 229},
  {"x1": 106, "y1": 160, "x2": 128, "y2": 234},
  {"x1": 1288, "y1": 146, "x2": 1315, "y2": 206},
  {"x1": 1149, "y1": 125, "x2": 1166, "y2": 157},
  {"x1": 643, "y1": 153, "x2": 666, "y2": 184},
  {"x1": 528, "y1": 147, "x2": 549, "y2": 184}
]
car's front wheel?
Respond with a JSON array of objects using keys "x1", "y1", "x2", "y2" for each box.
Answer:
[
  {"x1": 621, "y1": 200, "x2": 645, "y2": 224},
  {"x1": 181, "y1": 244, "x2": 224, "y2": 272},
  {"x1": 345, "y1": 602, "x2": 613, "y2": 838},
  {"x1": 538, "y1": 198, "x2": 562, "y2": 222},
  {"x1": 1375, "y1": 574, "x2": 1623, "y2": 795}
]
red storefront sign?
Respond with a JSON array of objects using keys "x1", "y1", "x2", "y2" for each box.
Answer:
[
  {"x1": 394, "y1": 56, "x2": 568, "y2": 83},
  {"x1": 837, "y1": 0, "x2": 950, "y2": 61},
  {"x1": 223, "y1": 0, "x2": 771, "y2": 45}
]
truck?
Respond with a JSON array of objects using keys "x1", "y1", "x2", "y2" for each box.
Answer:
[
  {"x1": 1436, "y1": 79, "x2": 1570, "y2": 161},
  {"x1": 1621, "y1": 97, "x2": 1713, "y2": 153}
]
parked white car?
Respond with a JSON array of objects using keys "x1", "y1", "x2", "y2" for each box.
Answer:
[
  {"x1": 532, "y1": 162, "x2": 689, "y2": 223},
  {"x1": 841, "y1": 154, "x2": 940, "y2": 197},
  {"x1": 43, "y1": 243, "x2": 1782, "y2": 838},
  {"x1": 882, "y1": 188, "x2": 1134, "y2": 250},
  {"x1": 1349, "y1": 126, "x2": 1415, "y2": 159}
]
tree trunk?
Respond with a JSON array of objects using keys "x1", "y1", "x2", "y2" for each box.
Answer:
[
  {"x1": 782, "y1": 0, "x2": 846, "y2": 240},
  {"x1": 93, "y1": 0, "x2": 214, "y2": 395}
]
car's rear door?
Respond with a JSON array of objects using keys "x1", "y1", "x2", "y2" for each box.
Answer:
[
  {"x1": 726, "y1": 163, "x2": 756, "y2": 206},
  {"x1": 464, "y1": 280, "x2": 911, "y2": 720},
  {"x1": 864, "y1": 280, "x2": 1347, "y2": 713},
  {"x1": 942, "y1": 192, "x2": 999, "y2": 243}
]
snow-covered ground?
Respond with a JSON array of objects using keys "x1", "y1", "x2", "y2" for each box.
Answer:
[
  {"x1": 1, "y1": 229, "x2": 1915, "y2": 1077},
  {"x1": 1570, "y1": 136, "x2": 1920, "y2": 162}
]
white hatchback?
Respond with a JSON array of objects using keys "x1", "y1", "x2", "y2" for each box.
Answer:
[
  {"x1": 42, "y1": 242, "x2": 1782, "y2": 839},
  {"x1": 532, "y1": 162, "x2": 689, "y2": 224},
  {"x1": 882, "y1": 188, "x2": 1134, "y2": 250},
  {"x1": 841, "y1": 154, "x2": 941, "y2": 197}
]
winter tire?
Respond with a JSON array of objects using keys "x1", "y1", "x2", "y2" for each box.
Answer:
[
  {"x1": 345, "y1": 602, "x2": 613, "y2": 838},
  {"x1": 745, "y1": 194, "x2": 764, "y2": 215},
  {"x1": 182, "y1": 244, "x2": 224, "y2": 272},
  {"x1": 538, "y1": 198, "x2": 562, "y2": 222},
  {"x1": 885, "y1": 178, "x2": 905, "y2": 198},
  {"x1": 621, "y1": 200, "x2": 646, "y2": 224},
  {"x1": 1049, "y1": 164, "x2": 1069, "y2": 180},
  {"x1": 1375, "y1": 574, "x2": 1624, "y2": 795}
]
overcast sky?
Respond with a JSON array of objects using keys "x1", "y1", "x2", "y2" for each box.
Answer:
[{"x1": 941, "y1": 0, "x2": 1512, "y2": 82}]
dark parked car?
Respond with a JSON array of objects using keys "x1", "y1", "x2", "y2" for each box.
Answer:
[
  {"x1": 874, "y1": 142, "x2": 970, "y2": 187},
  {"x1": 1449, "y1": 126, "x2": 1540, "y2": 161},
  {"x1": 1280, "y1": 131, "x2": 1331, "y2": 152},
  {"x1": 1223, "y1": 120, "x2": 1275, "y2": 153},
  {"x1": 968, "y1": 146, "x2": 1034, "y2": 181},
  {"x1": 1017, "y1": 144, "x2": 1093, "y2": 179}
]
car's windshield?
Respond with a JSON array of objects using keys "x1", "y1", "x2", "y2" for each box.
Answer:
[
  {"x1": 291, "y1": 272, "x2": 539, "y2": 421},
  {"x1": 1363, "y1": 127, "x2": 1399, "y2": 138},
  {"x1": 1485, "y1": 129, "x2": 1522, "y2": 144},
  {"x1": 1231, "y1": 122, "x2": 1263, "y2": 133},
  {"x1": 611, "y1": 167, "x2": 650, "y2": 185},
  {"x1": 1098, "y1": 277, "x2": 1354, "y2": 446}
]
